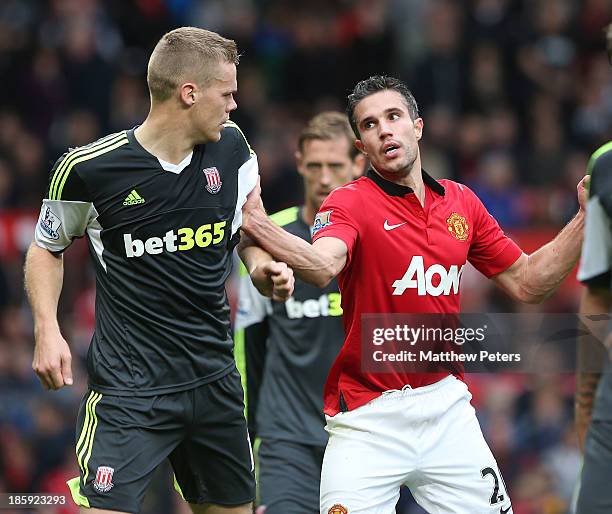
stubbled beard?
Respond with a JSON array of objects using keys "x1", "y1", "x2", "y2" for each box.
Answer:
[
  {"x1": 403, "y1": 149, "x2": 418, "y2": 172},
  {"x1": 379, "y1": 147, "x2": 418, "y2": 175}
]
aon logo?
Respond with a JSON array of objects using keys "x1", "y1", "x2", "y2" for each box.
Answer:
[
  {"x1": 124, "y1": 221, "x2": 226, "y2": 258},
  {"x1": 285, "y1": 293, "x2": 342, "y2": 319},
  {"x1": 392, "y1": 256, "x2": 464, "y2": 296}
]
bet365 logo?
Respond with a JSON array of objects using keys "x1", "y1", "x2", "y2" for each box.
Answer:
[
  {"x1": 124, "y1": 221, "x2": 226, "y2": 258},
  {"x1": 392, "y1": 255, "x2": 464, "y2": 296},
  {"x1": 285, "y1": 293, "x2": 342, "y2": 319}
]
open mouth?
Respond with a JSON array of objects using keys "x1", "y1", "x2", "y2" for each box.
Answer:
[{"x1": 383, "y1": 142, "x2": 400, "y2": 157}]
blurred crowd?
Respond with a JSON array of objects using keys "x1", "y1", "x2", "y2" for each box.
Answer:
[{"x1": 0, "y1": 0, "x2": 610, "y2": 513}]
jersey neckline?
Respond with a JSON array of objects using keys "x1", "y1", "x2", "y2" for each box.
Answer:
[{"x1": 127, "y1": 127, "x2": 195, "y2": 174}]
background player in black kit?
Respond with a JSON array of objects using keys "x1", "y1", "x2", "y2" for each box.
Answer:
[
  {"x1": 235, "y1": 112, "x2": 364, "y2": 514},
  {"x1": 573, "y1": 24, "x2": 612, "y2": 514},
  {"x1": 24, "y1": 27, "x2": 293, "y2": 514},
  {"x1": 574, "y1": 140, "x2": 612, "y2": 514}
]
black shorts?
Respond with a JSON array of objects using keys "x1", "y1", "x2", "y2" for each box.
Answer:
[
  {"x1": 575, "y1": 420, "x2": 612, "y2": 514},
  {"x1": 67, "y1": 369, "x2": 255, "y2": 513},
  {"x1": 258, "y1": 438, "x2": 325, "y2": 514}
]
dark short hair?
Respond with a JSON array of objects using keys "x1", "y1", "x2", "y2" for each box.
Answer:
[
  {"x1": 346, "y1": 75, "x2": 419, "y2": 136},
  {"x1": 298, "y1": 111, "x2": 359, "y2": 159}
]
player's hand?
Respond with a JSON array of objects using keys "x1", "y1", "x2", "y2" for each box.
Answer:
[
  {"x1": 577, "y1": 175, "x2": 590, "y2": 212},
  {"x1": 32, "y1": 329, "x2": 73, "y2": 390},
  {"x1": 251, "y1": 261, "x2": 294, "y2": 302},
  {"x1": 242, "y1": 177, "x2": 265, "y2": 231}
]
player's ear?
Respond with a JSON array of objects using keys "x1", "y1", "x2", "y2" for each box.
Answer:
[
  {"x1": 352, "y1": 153, "x2": 366, "y2": 178},
  {"x1": 414, "y1": 118, "x2": 424, "y2": 141},
  {"x1": 355, "y1": 139, "x2": 367, "y2": 155},
  {"x1": 180, "y1": 82, "x2": 197, "y2": 107}
]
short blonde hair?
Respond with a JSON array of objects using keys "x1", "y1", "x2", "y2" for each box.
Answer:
[
  {"x1": 298, "y1": 111, "x2": 358, "y2": 159},
  {"x1": 147, "y1": 27, "x2": 239, "y2": 102}
]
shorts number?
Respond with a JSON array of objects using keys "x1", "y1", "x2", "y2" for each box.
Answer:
[{"x1": 481, "y1": 466, "x2": 505, "y2": 505}]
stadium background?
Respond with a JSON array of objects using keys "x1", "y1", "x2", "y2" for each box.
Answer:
[{"x1": 0, "y1": 0, "x2": 610, "y2": 513}]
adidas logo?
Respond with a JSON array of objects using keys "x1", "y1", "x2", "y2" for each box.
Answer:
[{"x1": 123, "y1": 189, "x2": 145, "y2": 206}]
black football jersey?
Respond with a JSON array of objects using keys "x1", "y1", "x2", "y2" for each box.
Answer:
[
  {"x1": 577, "y1": 141, "x2": 612, "y2": 421},
  {"x1": 578, "y1": 142, "x2": 612, "y2": 291},
  {"x1": 235, "y1": 207, "x2": 345, "y2": 446},
  {"x1": 35, "y1": 123, "x2": 258, "y2": 395}
]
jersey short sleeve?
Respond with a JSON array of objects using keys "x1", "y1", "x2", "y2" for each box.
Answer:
[
  {"x1": 465, "y1": 185, "x2": 523, "y2": 278},
  {"x1": 311, "y1": 185, "x2": 359, "y2": 263},
  {"x1": 34, "y1": 152, "x2": 97, "y2": 253},
  {"x1": 578, "y1": 144, "x2": 612, "y2": 289},
  {"x1": 226, "y1": 121, "x2": 259, "y2": 237}
]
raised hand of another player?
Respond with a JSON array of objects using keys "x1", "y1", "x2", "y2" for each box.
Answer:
[
  {"x1": 577, "y1": 175, "x2": 590, "y2": 212},
  {"x1": 32, "y1": 328, "x2": 73, "y2": 390},
  {"x1": 251, "y1": 261, "x2": 295, "y2": 302}
]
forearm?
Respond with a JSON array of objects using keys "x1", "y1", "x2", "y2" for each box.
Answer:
[
  {"x1": 242, "y1": 209, "x2": 339, "y2": 287},
  {"x1": 237, "y1": 235, "x2": 273, "y2": 274},
  {"x1": 24, "y1": 243, "x2": 64, "y2": 334},
  {"x1": 521, "y1": 212, "x2": 584, "y2": 302}
]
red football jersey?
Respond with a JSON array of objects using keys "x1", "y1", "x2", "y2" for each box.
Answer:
[{"x1": 312, "y1": 170, "x2": 523, "y2": 415}]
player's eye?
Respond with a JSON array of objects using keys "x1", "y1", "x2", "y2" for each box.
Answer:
[
  {"x1": 363, "y1": 120, "x2": 375, "y2": 129},
  {"x1": 389, "y1": 112, "x2": 400, "y2": 120}
]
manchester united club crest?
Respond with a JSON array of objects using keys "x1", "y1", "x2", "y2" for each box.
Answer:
[
  {"x1": 446, "y1": 212, "x2": 469, "y2": 241},
  {"x1": 93, "y1": 465, "x2": 114, "y2": 493},
  {"x1": 328, "y1": 505, "x2": 348, "y2": 514},
  {"x1": 203, "y1": 167, "x2": 222, "y2": 194}
]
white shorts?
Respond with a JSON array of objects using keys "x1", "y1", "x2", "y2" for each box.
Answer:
[{"x1": 320, "y1": 376, "x2": 513, "y2": 514}]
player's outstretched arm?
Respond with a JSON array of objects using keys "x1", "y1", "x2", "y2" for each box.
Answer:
[
  {"x1": 576, "y1": 286, "x2": 611, "y2": 451},
  {"x1": 24, "y1": 243, "x2": 73, "y2": 390},
  {"x1": 241, "y1": 179, "x2": 347, "y2": 288},
  {"x1": 492, "y1": 177, "x2": 587, "y2": 303},
  {"x1": 238, "y1": 238, "x2": 295, "y2": 302}
]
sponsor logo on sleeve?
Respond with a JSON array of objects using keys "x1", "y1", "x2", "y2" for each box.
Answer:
[
  {"x1": 312, "y1": 210, "x2": 333, "y2": 236},
  {"x1": 203, "y1": 167, "x2": 222, "y2": 194},
  {"x1": 93, "y1": 465, "x2": 114, "y2": 493},
  {"x1": 39, "y1": 207, "x2": 61, "y2": 240}
]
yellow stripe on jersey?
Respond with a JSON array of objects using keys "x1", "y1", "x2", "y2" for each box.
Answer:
[
  {"x1": 234, "y1": 327, "x2": 248, "y2": 417},
  {"x1": 587, "y1": 141, "x2": 612, "y2": 176},
  {"x1": 49, "y1": 132, "x2": 129, "y2": 200},
  {"x1": 224, "y1": 120, "x2": 255, "y2": 158},
  {"x1": 49, "y1": 131, "x2": 123, "y2": 200},
  {"x1": 269, "y1": 206, "x2": 299, "y2": 227}
]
